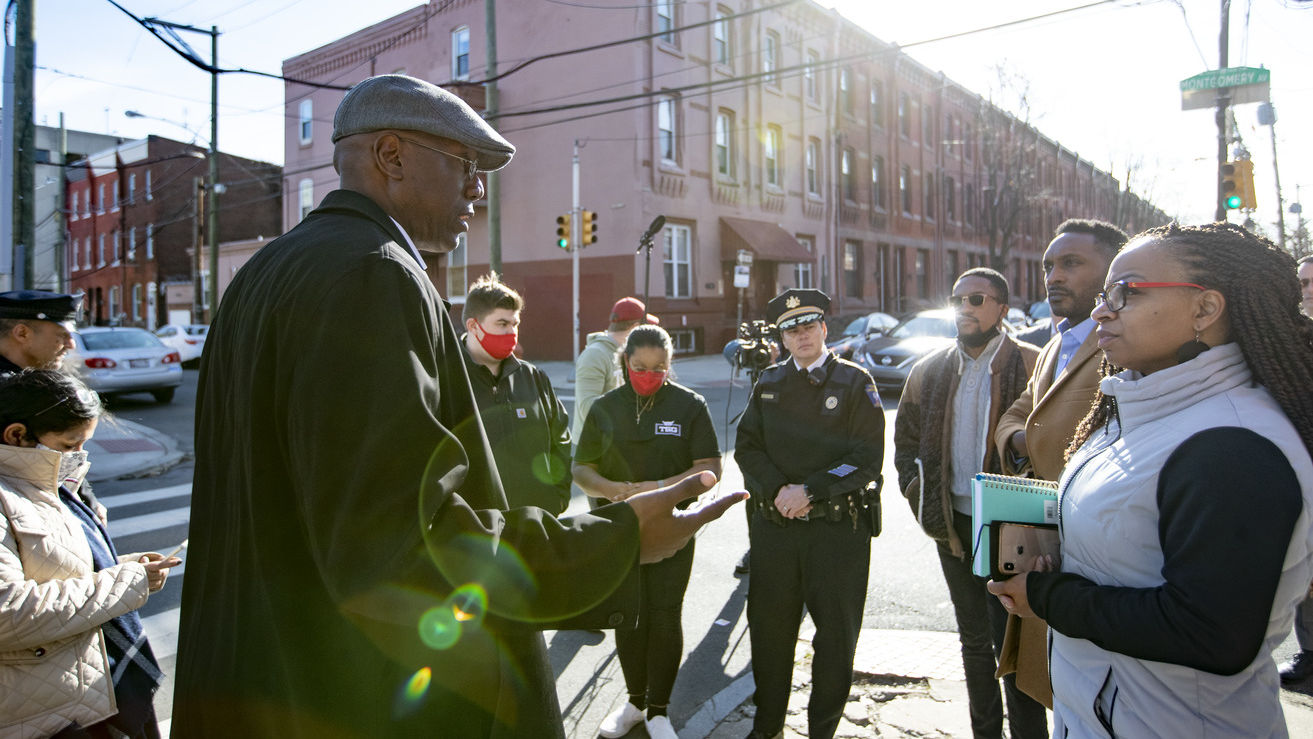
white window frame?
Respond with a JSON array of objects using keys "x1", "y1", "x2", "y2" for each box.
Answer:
[
  {"x1": 764, "y1": 125, "x2": 781, "y2": 188},
  {"x1": 111, "y1": 178, "x2": 119, "y2": 211},
  {"x1": 146, "y1": 282, "x2": 157, "y2": 330},
  {"x1": 132, "y1": 284, "x2": 142, "y2": 322},
  {"x1": 111, "y1": 230, "x2": 120, "y2": 266},
  {"x1": 127, "y1": 226, "x2": 136, "y2": 261},
  {"x1": 900, "y1": 165, "x2": 912, "y2": 214},
  {"x1": 842, "y1": 147, "x2": 855, "y2": 201},
  {"x1": 452, "y1": 26, "x2": 470, "y2": 80},
  {"x1": 713, "y1": 9, "x2": 730, "y2": 64},
  {"x1": 145, "y1": 169, "x2": 152, "y2": 200},
  {"x1": 656, "y1": 2, "x2": 675, "y2": 44},
  {"x1": 146, "y1": 224, "x2": 154, "y2": 260},
  {"x1": 663, "y1": 224, "x2": 692, "y2": 299},
  {"x1": 840, "y1": 67, "x2": 851, "y2": 114},
  {"x1": 71, "y1": 191, "x2": 79, "y2": 220},
  {"x1": 872, "y1": 156, "x2": 886, "y2": 210},
  {"x1": 97, "y1": 183, "x2": 106, "y2": 214},
  {"x1": 805, "y1": 139, "x2": 819, "y2": 196},
  {"x1": 794, "y1": 236, "x2": 814, "y2": 289},
  {"x1": 97, "y1": 233, "x2": 106, "y2": 267},
  {"x1": 804, "y1": 51, "x2": 817, "y2": 100},
  {"x1": 447, "y1": 233, "x2": 468, "y2": 302},
  {"x1": 108, "y1": 286, "x2": 120, "y2": 324},
  {"x1": 299, "y1": 178, "x2": 315, "y2": 221},
  {"x1": 657, "y1": 96, "x2": 678, "y2": 166},
  {"x1": 299, "y1": 99, "x2": 313, "y2": 145},
  {"x1": 84, "y1": 237, "x2": 91, "y2": 270},
  {"x1": 128, "y1": 173, "x2": 137, "y2": 204},
  {"x1": 715, "y1": 112, "x2": 733, "y2": 177},
  {"x1": 763, "y1": 32, "x2": 778, "y2": 85}
]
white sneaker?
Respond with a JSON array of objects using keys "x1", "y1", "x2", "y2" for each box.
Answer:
[
  {"x1": 598, "y1": 702, "x2": 645, "y2": 738},
  {"x1": 645, "y1": 714, "x2": 678, "y2": 739}
]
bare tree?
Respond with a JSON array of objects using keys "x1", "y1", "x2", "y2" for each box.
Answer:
[{"x1": 969, "y1": 68, "x2": 1041, "y2": 273}]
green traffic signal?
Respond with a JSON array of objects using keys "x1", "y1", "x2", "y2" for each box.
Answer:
[
  {"x1": 1225, "y1": 194, "x2": 1243, "y2": 209},
  {"x1": 555, "y1": 213, "x2": 571, "y2": 249}
]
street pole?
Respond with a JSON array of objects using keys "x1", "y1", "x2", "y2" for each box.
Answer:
[
  {"x1": 1214, "y1": 0, "x2": 1231, "y2": 222},
  {"x1": 207, "y1": 25, "x2": 219, "y2": 318},
  {"x1": 13, "y1": 0, "x2": 34, "y2": 289},
  {"x1": 55, "y1": 113, "x2": 67, "y2": 292},
  {"x1": 485, "y1": 0, "x2": 502, "y2": 275},
  {"x1": 1257, "y1": 103, "x2": 1286, "y2": 252},
  {"x1": 193, "y1": 177, "x2": 204, "y2": 323},
  {"x1": 571, "y1": 140, "x2": 581, "y2": 362}
]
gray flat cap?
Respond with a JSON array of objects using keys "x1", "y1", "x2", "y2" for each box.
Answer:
[{"x1": 332, "y1": 74, "x2": 515, "y2": 171}]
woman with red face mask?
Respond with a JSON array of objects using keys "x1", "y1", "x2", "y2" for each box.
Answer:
[{"x1": 572, "y1": 325, "x2": 722, "y2": 739}]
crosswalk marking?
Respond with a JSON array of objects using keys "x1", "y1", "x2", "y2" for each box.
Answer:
[
  {"x1": 109, "y1": 506, "x2": 192, "y2": 538},
  {"x1": 97, "y1": 483, "x2": 191, "y2": 508}
]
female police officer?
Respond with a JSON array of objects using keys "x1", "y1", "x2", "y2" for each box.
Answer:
[{"x1": 573, "y1": 324, "x2": 721, "y2": 739}]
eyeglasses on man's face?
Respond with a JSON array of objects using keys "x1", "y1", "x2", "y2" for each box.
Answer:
[
  {"x1": 1096, "y1": 280, "x2": 1206, "y2": 312},
  {"x1": 398, "y1": 137, "x2": 480, "y2": 181},
  {"x1": 948, "y1": 293, "x2": 995, "y2": 308}
]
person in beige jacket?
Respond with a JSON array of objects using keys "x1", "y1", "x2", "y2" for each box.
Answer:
[
  {"x1": 996, "y1": 220, "x2": 1127, "y2": 480},
  {"x1": 0, "y1": 370, "x2": 178, "y2": 737}
]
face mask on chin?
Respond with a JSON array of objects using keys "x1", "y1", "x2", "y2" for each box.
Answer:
[
  {"x1": 35, "y1": 443, "x2": 90, "y2": 488},
  {"x1": 475, "y1": 323, "x2": 518, "y2": 361}
]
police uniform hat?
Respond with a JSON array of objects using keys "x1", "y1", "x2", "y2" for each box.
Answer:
[
  {"x1": 0, "y1": 290, "x2": 81, "y2": 327},
  {"x1": 767, "y1": 288, "x2": 831, "y2": 330},
  {"x1": 332, "y1": 74, "x2": 516, "y2": 172}
]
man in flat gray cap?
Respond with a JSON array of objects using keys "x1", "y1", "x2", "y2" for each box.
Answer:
[
  {"x1": 173, "y1": 74, "x2": 743, "y2": 738},
  {"x1": 0, "y1": 289, "x2": 81, "y2": 374}
]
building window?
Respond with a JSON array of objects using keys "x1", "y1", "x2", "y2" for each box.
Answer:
[
  {"x1": 132, "y1": 284, "x2": 142, "y2": 322},
  {"x1": 805, "y1": 139, "x2": 819, "y2": 196},
  {"x1": 944, "y1": 176, "x2": 956, "y2": 221},
  {"x1": 843, "y1": 241, "x2": 862, "y2": 298},
  {"x1": 963, "y1": 124, "x2": 973, "y2": 160},
  {"x1": 71, "y1": 191, "x2": 79, "y2": 220},
  {"x1": 804, "y1": 51, "x2": 817, "y2": 100},
  {"x1": 871, "y1": 81, "x2": 884, "y2": 127},
  {"x1": 842, "y1": 147, "x2": 855, "y2": 201},
  {"x1": 299, "y1": 178, "x2": 315, "y2": 221},
  {"x1": 915, "y1": 250, "x2": 929, "y2": 297},
  {"x1": 872, "y1": 156, "x2": 886, "y2": 210},
  {"x1": 127, "y1": 226, "x2": 136, "y2": 261},
  {"x1": 656, "y1": 1, "x2": 674, "y2": 44},
  {"x1": 840, "y1": 67, "x2": 853, "y2": 115},
  {"x1": 299, "y1": 99, "x2": 313, "y2": 144},
  {"x1": 713, "y1": 8, "x2": 730, "y2": 64},
  {"x1": 945, "y1": 113, "x2": 956, "y2": 156},
  {"x1": 795, "y1": 236, "x2": 814, "y2": 289},
  {"x1": 146, "y1": 282, "x2": 156, "y2": 329},
  {"x1": 657, "y1": 96, "x2": 678, "y2": 165},
  {"x1": 127, "y1": 173, "x2": 137, "y2": 204},
  {"x1": 146, "y1": 224, "x2": 154, "y2": 260},
  {"x1": 84, "y1": 237, "x2": 91, "y2": 270},
  {"x1": 451, "y1": 26, "x2": 470, "y2": 80},
  {"x1": 924, "y1": 172, "x2": 935, "y2": 219},
  {"x1": 111, "y1": 230, "x2": 120, "y2": 266},
  {"x1": 900, "y1": 166, "x2": 912, "y2": 214},
  {"x1": 764, "y1": 125, "x2": 781, "y2": 188},
  {"x1": 97, "y1": 233, "x2": 106, "y2": 267},
  {"x1": 715, "y1": 111, "x2": 733, "y2": 177},
  {"x1": 109, "y1": 286, "x2": 120, "y2": 324},
  {"x1": 923, "y1": 103, "x2": 934, "y2": 147},
  {"x1": 762, "y1": 31, "x2": 778, "y2": 85},
  {"x1": 145, "y1": 169, "x2": 152, "y2": 200},
  {"x1": 669, "y1": 329, "x2": 696, "y2": 354},
  {"x1": 448, "y1": 233, "x2": 468, "y2": 301},
  {"x1": 898, "y1": 93, "x2": 910, "y2": 138},
  {"x1": 111, "y1": 179, "x2": 119, "y2": 211},
  {"x1": 663, "y1": 224, "x2": 692, "y2": 299},
  {"x1": 97, "y1": 183, "x2": 106, "y2": 214}
]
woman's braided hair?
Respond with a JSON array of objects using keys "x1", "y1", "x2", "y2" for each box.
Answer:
[{"x1": 1066, "y1": 221, "x2": 1313, "y2": 460}]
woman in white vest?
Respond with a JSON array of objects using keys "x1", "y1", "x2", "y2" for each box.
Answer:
[{"x1": 989, "y1": 222, "x2": 1313, "y2": 737}]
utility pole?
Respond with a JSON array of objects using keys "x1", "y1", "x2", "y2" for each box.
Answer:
[
  {"x1": 10, "y1": 0, "x2": 34, "y2": 289},
  {"x1": 571, "y1": 140, "x2": 581, "y2": 362},
  {"x1": 55, "y1": 113, "x2": 67, "y2": 292},
  {"x1": 1214, "y1": 0, "x2": 1231, "y2": 221},
  {"x1": 207, "y1": 25, "x2": 219, "y2": 316},
  {"x1": 193, "y1": 177, "x2": 204, "y2": 323},
  {"x1": 485, "y1": 0, "x2": 502, "y2": 275},
  {"x1": 1257, "y1": 102, "x2": 1286, "y2": 252}
]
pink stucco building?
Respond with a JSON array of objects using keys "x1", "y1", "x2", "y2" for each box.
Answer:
[{"x1": 281, "y1": 0, "x2": 1166, "y2": 359}]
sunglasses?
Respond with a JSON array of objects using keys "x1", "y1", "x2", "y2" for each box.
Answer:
[
  {"x1": 1097, "y1": 280, "x2": 1206, "y2": 312},
  {"x1": 397, "y1": 137, "x2": 480, "y2": 181},
  {"x1": 948, "y1": 293, "x2": 994, "y2": 308}
]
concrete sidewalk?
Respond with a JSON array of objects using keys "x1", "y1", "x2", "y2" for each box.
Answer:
[{"x1": 86, "y1": 413, "x2": 185, "y2": 482}]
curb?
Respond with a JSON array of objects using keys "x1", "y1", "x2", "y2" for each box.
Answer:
[
  {"x1": 682, "y1": 672, "x2": 755, "y2": 739},
  {"x1": 88, "y1": 418, "x2": 186, "y2": 482}
]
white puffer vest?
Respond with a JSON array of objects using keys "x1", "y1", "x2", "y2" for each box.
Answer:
[
  {"x1": 0, "y1": 445, "x2": 150, "y2": 737},
  {"x1": 1051, "y1": 343, "x2": 1313, "y2": 738}
]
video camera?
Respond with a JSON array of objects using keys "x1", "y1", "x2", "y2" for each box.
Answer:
[{"x1": 723, "y1": 319, "x2": 778, "y2": 381}]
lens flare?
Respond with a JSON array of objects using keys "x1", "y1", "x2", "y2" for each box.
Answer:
[
  {"x1": 418, "y1": 604, "x2": 461, "y2": 650},
  {"x1": 392, "y1": 666, "x2": 432, "y2": 718},
  {"x1": 449, "y1": 583, "x2": 487, "y2": 624}
]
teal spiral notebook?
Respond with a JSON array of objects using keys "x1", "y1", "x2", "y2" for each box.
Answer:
[{"x1": 970, "y1": 473, "x2": 1060, "y2": 577}]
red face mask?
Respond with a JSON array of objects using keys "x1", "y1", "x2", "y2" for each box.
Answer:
[
  {"x1": 628, "y1": 368, "x2": 667, "y2": 397},
  {"x1": 475, "y1": 323, "x2": 518, "y2": 360}
]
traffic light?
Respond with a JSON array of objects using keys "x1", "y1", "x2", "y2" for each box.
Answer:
[
  {"x1": 555, "y1": 213, "x2": 571, "y2": 249},
  {"x1": 580, "y1": 209, "x2": 598, "y2": 245},
  {"x1": 1221, "y1": 162, "x2": 1242, "y2": 210},
  {"x1": 1235, "y1": 159, "x2": 1257, "y2": 210}
]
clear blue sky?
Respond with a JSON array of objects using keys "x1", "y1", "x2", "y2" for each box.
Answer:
[{"x1": 31, "y1": 0, "x2": 1313, "y2": 230}]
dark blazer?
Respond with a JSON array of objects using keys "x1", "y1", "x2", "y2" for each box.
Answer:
[{"x1": 172, "y1": 190, "x2": 639, "y2": 738}]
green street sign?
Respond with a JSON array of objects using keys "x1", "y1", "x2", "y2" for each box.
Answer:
[{"x1": 1180, "y1": 67, "x2": 1271, "y2": 111}]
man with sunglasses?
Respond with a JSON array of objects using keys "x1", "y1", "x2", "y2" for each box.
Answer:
[
  {"x1": 174, "y1": 75, "x2": 744, "y2": 738},
  {"x1": 895, "y1": 268, "x2": 1046, "y2": 739}
]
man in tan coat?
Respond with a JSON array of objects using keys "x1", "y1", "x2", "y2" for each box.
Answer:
[{"x1": 996, "y1": 219, "x2": 1127, "y2": 480}]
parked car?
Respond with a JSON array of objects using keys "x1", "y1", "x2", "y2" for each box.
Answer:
[
  {"x1": 69, "y1": 327, "x2": 184, "y2": 403},
  {"x1": 1007, "y1": 306, "x2": 1030, "y2": 327},
  {"x1": 155, "y1": 323, "x2": 208, "y2": 365},
  {"x1": 856, "y1": 309, "x2": 1019, "y2": 391},
  {"x1": 1028, "y1": 300, "x2": 1052, "y2": 325},
  {"x1": 826, "y1": 311, "x2": 899, "y2": 359}
]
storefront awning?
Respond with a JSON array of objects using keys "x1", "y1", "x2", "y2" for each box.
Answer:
[{"x1": 719, "y1": 217, "x2": 814, "y2": 263}]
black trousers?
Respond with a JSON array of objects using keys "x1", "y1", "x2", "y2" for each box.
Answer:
[
  {"x1": 747, "y1": 510, "x2": 870, "y2": 739},
  {"x1": 614, "y1": 536, "x2": 696, "y2": 709},
  {"x1": 938, "y1": 511, "x2": 1049, "y2": 739}
]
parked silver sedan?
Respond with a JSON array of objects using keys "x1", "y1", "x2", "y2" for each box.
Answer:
[{"x1": 69, "y1": 327, "x2": 184, "y2": 403}]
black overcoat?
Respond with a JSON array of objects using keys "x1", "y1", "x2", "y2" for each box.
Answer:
[{"x1": 171, "y1": 190, "x2": 639, "y2": 738}]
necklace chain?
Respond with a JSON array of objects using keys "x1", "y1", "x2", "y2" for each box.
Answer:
[{"x1": 634, "y1": 393, "x2": 657, "y2": 423}]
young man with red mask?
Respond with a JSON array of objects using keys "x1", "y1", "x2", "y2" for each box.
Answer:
[{"x1": 460, "y1": 274, "x2": 573, "y2": 514}]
